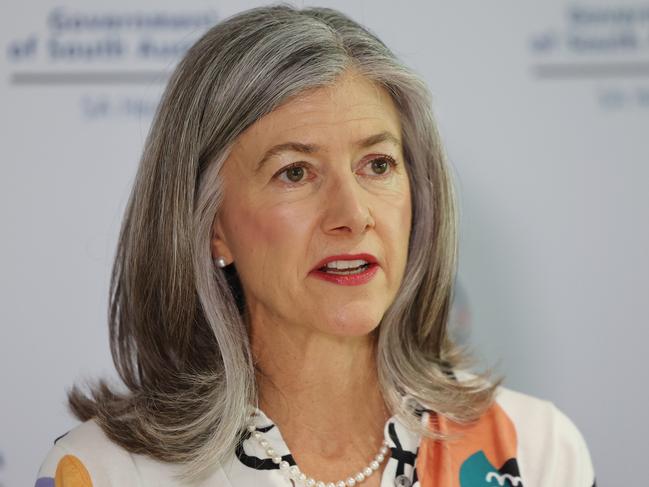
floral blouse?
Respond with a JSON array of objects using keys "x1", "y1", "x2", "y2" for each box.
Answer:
[{"x1": 36, "y1": 386, "x2": 595, "y2": 487}]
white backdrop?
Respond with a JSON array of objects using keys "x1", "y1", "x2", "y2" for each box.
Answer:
[{"x1": 1, "y1": 1, "x2": 648, "y2": 486}]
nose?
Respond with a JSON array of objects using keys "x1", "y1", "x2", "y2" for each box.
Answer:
[{"x1": 321, "y1": 171, "x2": 375, "y2": 236}]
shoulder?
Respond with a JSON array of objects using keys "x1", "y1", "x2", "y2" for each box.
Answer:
[
  {"x1": 36, "y1": 420, "x2": 143, "y2": 487},
  {"x1": 35, "y1": 420, "x2": 232, "y2": 487},
  {"x1": 417, "y1": 372, "x2": 595, "y2": 486},
  {"x1": 494, "y1": 386, "x2": 596, "y2": 486}
]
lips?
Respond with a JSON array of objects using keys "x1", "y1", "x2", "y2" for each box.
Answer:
[
  {"x1": 308, "y1": 253, "x2": 380, "y2": 286},
  {"x1": 311, "y1": 253, "x2": 379, "y2": 272}
]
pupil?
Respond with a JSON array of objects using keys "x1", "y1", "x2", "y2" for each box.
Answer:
[
  {"x1": 287, "y1": 167, "x2": 304, "y2": 182},
  {"x1": 373, "y1": 159, "x2": 388, "y2": 174}
]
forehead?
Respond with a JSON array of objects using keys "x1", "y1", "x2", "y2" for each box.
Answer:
[{"x1": 236, "y1": 72, "x2": 402, "y2": 151}]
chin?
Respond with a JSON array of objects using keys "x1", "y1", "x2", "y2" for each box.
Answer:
[{"x1": 324, "y1": 306, "x2": 384, "y2": 337}]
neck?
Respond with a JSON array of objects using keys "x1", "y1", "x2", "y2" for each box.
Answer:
[
  {"x1": 249, "y1": 316, "x2": 391, "y2": 483},
  {"x1": 250, "y1": 316, "x2": 388, "y2": 441}
]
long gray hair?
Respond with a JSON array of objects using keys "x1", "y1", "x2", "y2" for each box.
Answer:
[{"x1": 68, "y1": 4, "x2": 498, "y2": 483}]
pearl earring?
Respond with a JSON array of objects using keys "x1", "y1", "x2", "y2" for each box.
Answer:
[{"x1": 215, "y1": 256, "x2": 227, "y2": 268}]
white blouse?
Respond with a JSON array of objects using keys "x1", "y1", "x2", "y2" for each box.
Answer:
[{"x1": 36, "y1": 386, "x2": 595, "y2": 487}]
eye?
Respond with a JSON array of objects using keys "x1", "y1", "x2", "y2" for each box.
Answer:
[
  {"x1": 275, "y1": 162, "x2": 310, "y2": 184},
  {"x1": 363, "y1": 155, "x2": 398, "y2": 176},
  {"x1": 274, "y1": 156, "x2": 398, "y2": 186}
]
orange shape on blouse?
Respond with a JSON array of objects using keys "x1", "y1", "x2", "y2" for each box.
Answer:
[{"x1": 54, "y1": 454, "x2": 93, "y2": 487}]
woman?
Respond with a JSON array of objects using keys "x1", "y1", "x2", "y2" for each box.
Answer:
[{"x1": 36, "y1": 5, "x2": 595, "y2": 487}]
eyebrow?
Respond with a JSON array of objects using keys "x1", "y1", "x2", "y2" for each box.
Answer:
[{"x1": 254, "y1": 130, "x2": 402, "y2": 173}]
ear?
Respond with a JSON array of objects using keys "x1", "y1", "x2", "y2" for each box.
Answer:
[{"x1": 210, "y1": 214, "x2": 233, "y2": 264}]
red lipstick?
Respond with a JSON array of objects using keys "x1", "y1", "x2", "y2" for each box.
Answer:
[{"x1": 309, "y1": 253, "x2": 379, "y2": 286}]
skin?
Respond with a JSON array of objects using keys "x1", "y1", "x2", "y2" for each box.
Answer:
[{"x1": 211, "y1": 70, "x2": 412, "y2": 484}]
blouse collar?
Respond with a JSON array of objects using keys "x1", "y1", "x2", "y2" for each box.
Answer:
[{"x1": 226, "y1": 407, "x2": 424, "y2": 487}]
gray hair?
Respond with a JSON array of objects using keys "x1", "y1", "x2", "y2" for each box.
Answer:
[{"x1": 68, "y1": 4, "x2": 498, "y2": 483}]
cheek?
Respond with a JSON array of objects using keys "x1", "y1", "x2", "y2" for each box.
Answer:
[
  {"x1": 224, "y1": 201, "x2": 313, "y2": 276},
  {"x1": 384, "y1": 185, "x2": 412, "y2": 272},
  {"x1": 400, "y1": 180, "x2": 413, "y2": 239},
  {"x1": 392, "y1": 200, "x2": 412, "y2": 255},
  {"x1": 381, "y1": 183, "x2": 412, "y2": 244},
  {"x1": 402, "y1": 193, "x2": 413, "y2": 243}
]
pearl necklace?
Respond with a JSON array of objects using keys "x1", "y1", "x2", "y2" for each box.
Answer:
[{"x1": 246, "y1": 412, "x2": 390, "y2": 487}]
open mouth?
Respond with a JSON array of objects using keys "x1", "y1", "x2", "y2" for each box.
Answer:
[{"x1": 318, "y1": 263, "x2": 373, "y2": 275}]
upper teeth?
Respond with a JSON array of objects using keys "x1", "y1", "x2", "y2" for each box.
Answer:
[{"x1": 324, "y1": 259, "x2": 369, "y2": 270}]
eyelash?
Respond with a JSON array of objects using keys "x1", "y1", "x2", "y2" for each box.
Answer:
[{"x1": 274, "y1": 156, "x2": 399, "y2": 185}]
